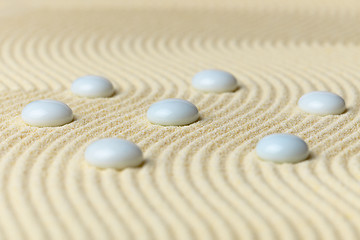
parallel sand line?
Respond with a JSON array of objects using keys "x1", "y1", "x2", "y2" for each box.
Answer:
[{"x1": 2, "y1": 7, "x2": 360, "y2": 240}]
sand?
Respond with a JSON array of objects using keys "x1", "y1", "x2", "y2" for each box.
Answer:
[{"x1": 0, "y1": 0, "x2": 360, "y2": 239}]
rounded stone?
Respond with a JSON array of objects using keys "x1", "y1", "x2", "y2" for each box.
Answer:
[
  {"x1": 21, "y1": 99, "x2": 73, "y2": 127},
  {"x1": 147, "y1": 98, "x2": 199, "y2": 126},
  {"x1": 71, "y1": 75, "x2": 114, "y2": 98},
  {"x1": 298, "y1": 91, "x2": 346, "y2": 115},
  {"x1": 256, "y1": 134, "x2": 309, "y2": 163},
  {"x1": 192, "y1": 69, "x2": 238, "y2": 92},
  {"x1": 85, "y1": 138, "x2": 143, "y2": 169}
]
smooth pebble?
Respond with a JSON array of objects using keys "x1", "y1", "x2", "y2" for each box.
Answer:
[
  {"x1": 85, "y1": 138, "x2": 143, "y2": 169},
  {"x1": 147, "y1": 98, "x2": 199, "y2": 126},
  {"x1": 256, "y1": 134, "x2": 309, "y2": 163},
  {"x1": 192, "y1": 69, "x2": 238, "y2": 92},
  {"x1": 71, "y1": 75, "x2": 114, "y2": 98},
  {"x1": 298, "y1": 91, "x2": 346, "y2": 115},
  {"x1": 22, "y1": 99, "x2": 73, "y2": 127}
]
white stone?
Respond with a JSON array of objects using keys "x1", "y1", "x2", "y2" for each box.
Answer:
[
  {"x1": 192, "y1": 69, "x2": 238, "y2": 92},
  {"x1": 71, "y1": 75, "x2": 114, "y2": 98},
  {"x1": 256, "y1": 134, "x2": 309, "y2": 163},
  {"x1": 298, "y1": 91, "x2": 346, "y2": 115},
  {"x1": 147, "y1": 98, "x2": 199, "y2": 126},
  {"x1": 85, "y1": 138, "x2": 143, "y2": 169},
  {"x1": 21, "y1": 100, "x2": 73, "y2": 127}
]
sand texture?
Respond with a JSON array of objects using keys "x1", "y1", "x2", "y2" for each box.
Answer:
[{"x1": 1, "y1": 0, "x2": 360, "y2": 239}]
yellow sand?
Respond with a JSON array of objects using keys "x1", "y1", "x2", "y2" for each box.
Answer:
[{"x1": 0, "y1": 0, "x2": 360, "y2": 239}]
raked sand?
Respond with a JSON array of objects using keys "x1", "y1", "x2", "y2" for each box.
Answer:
[{"x1": 1, "y1": 0, "x2": 360, "y2": 239}]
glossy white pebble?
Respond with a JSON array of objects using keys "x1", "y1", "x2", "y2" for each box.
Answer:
[
  {"x1": 298, "y1": 91, "x2": 346, "y2": 115},
  {"x1": 22, "y1": 100, "x2": 73, "y2": 127},
  {"x1": 256, "y1": 134, "x2": 309, "y2": 163},
  {"x1": 71, "y1": 75, "x2": 114, "y2": 98},
  {"x1": 192, "y1": 69, "x2": 238, "y2": 92},
  {"x1": 147, "y1": 98, "x2": 199, "y2": 126},
  {"x1": 85, "y1": 138, "x2": 143, "y2": 169}
]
